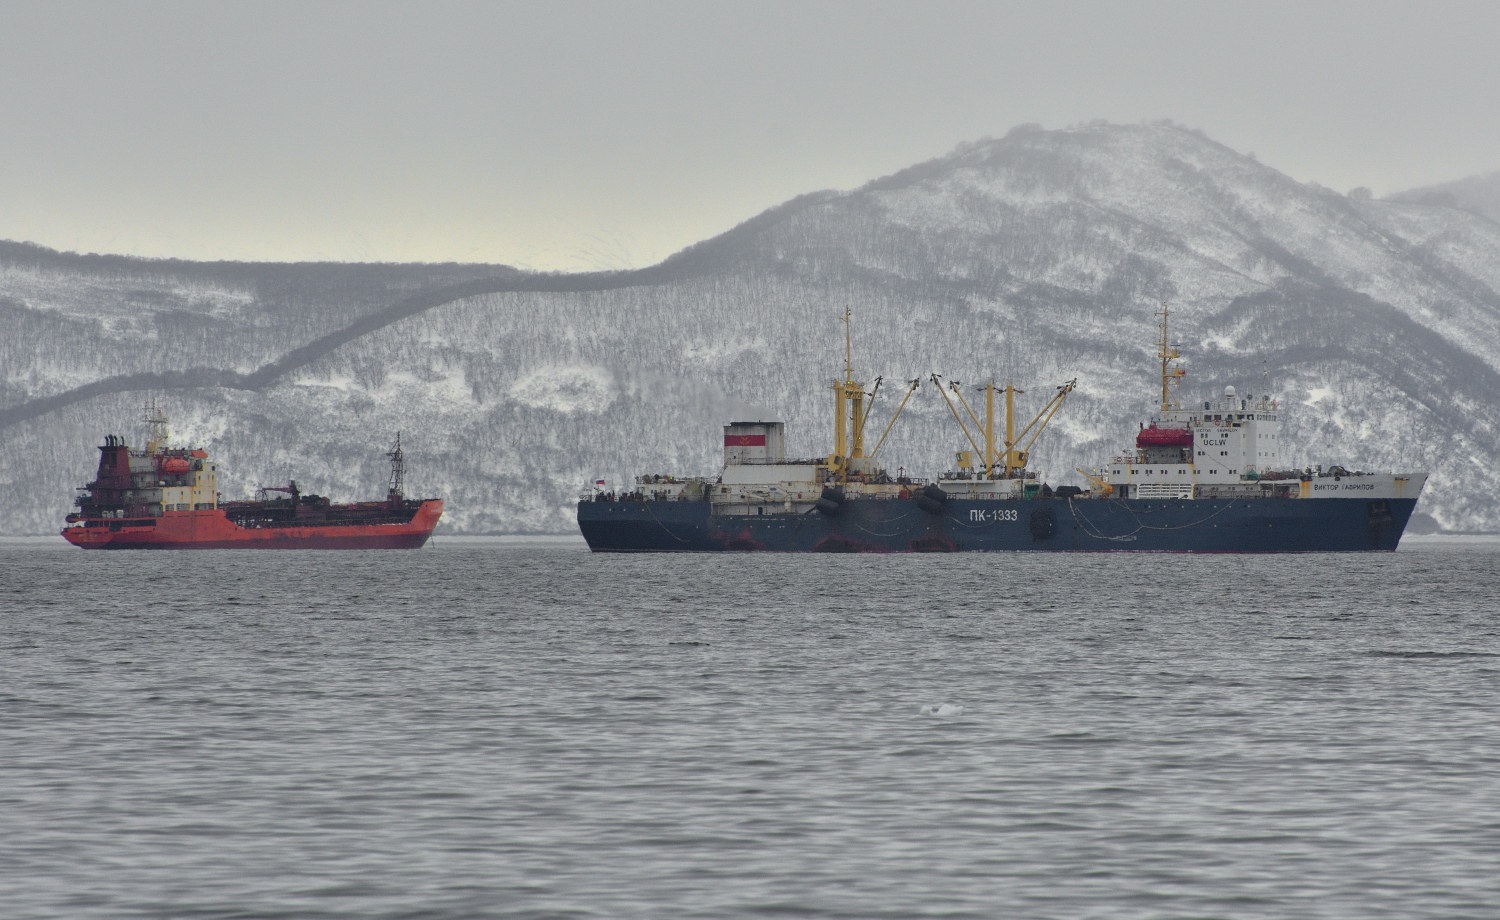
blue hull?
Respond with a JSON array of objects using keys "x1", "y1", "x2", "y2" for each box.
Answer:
[{"x1": 577, "y1": 496, "x2": 1419, "y2": 553}]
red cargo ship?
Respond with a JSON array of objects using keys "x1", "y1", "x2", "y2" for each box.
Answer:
[{"x1": 62, "y1": 405, "x2": 442, "y2": 549}]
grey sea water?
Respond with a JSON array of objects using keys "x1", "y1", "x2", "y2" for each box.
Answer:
[{"x1": 3, "y1": 537, "x2": 1498, "y2": 919}]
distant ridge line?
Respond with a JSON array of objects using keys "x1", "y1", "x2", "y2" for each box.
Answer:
[
  {"x1": 0, "y1": 189, "x2": 847, "y2": 432},
  {"x1": 0, "y1": 268, "x2": 659, "y2": 431}
]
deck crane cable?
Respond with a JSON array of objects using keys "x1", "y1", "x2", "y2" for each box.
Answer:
[
  {"x1": 851, "y1": 375, "x2": 883, "y2": 451},
  {"x1": 930, "y1": 374, "x2": 988, "y2": 465},
  {"x1": 869, "y1": 377, "x2": 923, "y2": 459},
  {"x1": 1006, "y1": 378, "x2": 1077, "y2": 475}
]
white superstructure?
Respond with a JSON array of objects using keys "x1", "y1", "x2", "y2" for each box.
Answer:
[{"x1": 1101, "y1": 307, "x2": 1425, "y2": 502}]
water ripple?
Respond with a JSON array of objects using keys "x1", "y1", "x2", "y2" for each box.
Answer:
[{"x1": 2, "y1": 541, "x2": 1499, "y2": 918}]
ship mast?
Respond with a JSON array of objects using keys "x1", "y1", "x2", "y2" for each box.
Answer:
[
  {"x1": 984, "y1": 382, "x2": 996, "y2": 476},
  {"x1": 978, "y1": 381, "x2": 1025, "y2": 478},
  {"x1": 1002, "y1": 383, "x2": 1021, "y2": 477},
  {"x1": 973, "y1": 380, "x2": 1021, "y2": 478},
  {"x1": 830, "y1": 307, "x2": 867, "y2": 481},
  {"x1": 143, "y1": 400, "x2": 169, "y2": 454},
  {"x1": 1157, "y1": 303, "x2": 1186, "y2": 411},
  {"x1": 387, "y1": 432, "x2": 406, "y2": 502}
]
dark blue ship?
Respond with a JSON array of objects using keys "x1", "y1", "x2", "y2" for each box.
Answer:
[{"x1": 578, "y1": 308, "x2": 1426, "y2": 553}]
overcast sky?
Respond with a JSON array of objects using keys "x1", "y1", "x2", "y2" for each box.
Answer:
[{"x1": 4, "y1": 0, "x2": 1499, "y2": 270}]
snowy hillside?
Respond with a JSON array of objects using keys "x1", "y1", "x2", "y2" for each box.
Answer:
[{"x1": 4, "y1": 122, "x2": 1499, "y2": 535}]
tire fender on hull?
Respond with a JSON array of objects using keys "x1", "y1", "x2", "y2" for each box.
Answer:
[
  {"x1": 915, "y1": 483, "x2": 947, "y2": 515},
  {"x1": 816, "y1": 486, "x2": 845, "y2": 515}
]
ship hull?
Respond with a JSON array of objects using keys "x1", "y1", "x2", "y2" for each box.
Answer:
[
  {"x1": 578, "y1": 496, "x2": 1419, "y2": 553},
  {"x1": 62, "y1": 500, "x2": 444, "y2": 550}
]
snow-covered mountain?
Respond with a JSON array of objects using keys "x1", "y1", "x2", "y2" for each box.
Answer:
[{"x1": 5, "y1": 121, "x2": 1499, "y2": 535}]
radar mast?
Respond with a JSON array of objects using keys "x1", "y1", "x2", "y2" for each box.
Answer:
[{"x1": 1157, "y1": 304, "x2": 1186, "y2": 411}]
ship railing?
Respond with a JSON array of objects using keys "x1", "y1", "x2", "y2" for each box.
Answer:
[
  {"x1": 1133, "y1": 483, "x2": 1194, "y2": 500},
  {"x1": 1195, "y1": 483, "x2": 1297, "y2": 500},
  {"x1": 584, "y1": 490, "x2": 663, "y2": 503},
  {"x1": 713, "y1": 482, "x2": 929, "y2": 502}
]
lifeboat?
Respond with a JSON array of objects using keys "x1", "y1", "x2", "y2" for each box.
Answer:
[
  {"x1": 1136, "y1": 425, "x2": 1193, "y2": 448},
  {"x1": 160, "y1": 457, "x2": 191, "y2": 474}
]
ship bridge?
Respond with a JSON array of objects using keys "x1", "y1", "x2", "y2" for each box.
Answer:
[
  {"x1": 1108, "y1": 385, "x2": 1286, "y2": 497},
  {"x1": 1102, "y1": 306, "x2": 1288, "y2": 499}
]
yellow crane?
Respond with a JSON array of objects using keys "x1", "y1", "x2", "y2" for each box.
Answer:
[
  {"x1": 1074, "y1": 467, "x2": 1114, "y2": 497},
  {"x1": 931, "y1": 376, "x2": 1076, "y2": 478}
]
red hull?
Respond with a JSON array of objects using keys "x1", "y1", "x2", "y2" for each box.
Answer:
[{"x1": 62, "y1": 500, "x2": 443, "y2": 550}]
